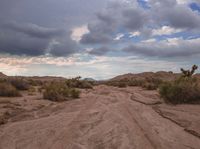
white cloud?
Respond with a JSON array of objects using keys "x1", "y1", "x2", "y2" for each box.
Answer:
[
  {"x1": 71, "y1": 25, "x2": 89, "y2": 42},
  {"x1": 114, "y1": 33, "x2": 124, "y2": 40},
  {"x1": 142, "y1": 38, "x2": 156, "y2": 43},
  {"x1": 152, "y1": 26, "x2": 182, "y2": 36},
  {"x1": 129, "y1": 31, "x2": 141, "y2": 37},
  {"x1": 176, "y1": 0, "x2": 200, "y2": 4},
  {"x1": 176, "y1": 0, "x2": 190, "y2": 4}
]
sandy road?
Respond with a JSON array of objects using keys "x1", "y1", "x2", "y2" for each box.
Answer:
[{"x1": 0, "y1": 85, "x2": 200, "y2": 149}]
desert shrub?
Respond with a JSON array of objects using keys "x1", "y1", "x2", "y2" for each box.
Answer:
[
  {"x1": 28, "y1": 86, "x2": 37, "y2": 95},
  {"x1": 141, "y1": 78, "x2": 163, "y2": 90},
  {"x1": 117, "y1": 82, "x2": 127, "y2": 88},
  {"x1": 159, "y1": 65, "x2": 200, "y2": 104},
  {"x1": 43, "y1": 82, "x2": 80, "y2": 102},
  {"x1": 65, "y1": 77, "x2": 93, "y2": 89},
  {"x1": 159, "y1": 78, "x2": 200, "y2": 104},
  {"x1": 105, "y1": 78, "x2": 162, "y2": 90},
  {"x1": 0, "y1": 82, "x2": 21, "y2": 97},
  {"x1": 142, "y1": 82, "x2": 158, "y2": 90},
  {"x1": 70, "y1": 89, "x2": 80, "y2": 98},
  {"x1": 28, "y1": 79, "x2": 43, "y2": 86},
  {"x1": 128, "y1": 79, "x2": 144, "y2": 86},
  {"x1": 9, "y1": 78, "x2": 30, "y2": 90}
]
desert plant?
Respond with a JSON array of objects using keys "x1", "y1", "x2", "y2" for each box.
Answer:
[
  {"x1": 180, "y1": 65, "x2": 198, "y2": 78},
  {"x1": 70, "y1": 88, "x2": 80, "y2": 98},
  {"x1": 9, "y1": 78, "x2": 30, "y2": 90},
  {"x1": 142, "y1": 82, "x2": 157, "y2": 90},
  {"x1": 0, "y1": 82, "x2": 21, "y2": 97},
  {"x1": 142, "y1": 78, "x2": 163, "y2": 90},
  {"x1": 65, "y1": 77, "x2": 93, "y2": 89},
  {"x1": 28, "y1": 86, "x2": 37, "y2": 95},
  {"x1": 159, "y1": 65, "x2": 200, "y2": 104},
  {"x1": 117, "y1": 82, "x2": 127, "y2": 88},
  {"x1": 43, "y1": 82, "x2": 80, "y2": 102}
]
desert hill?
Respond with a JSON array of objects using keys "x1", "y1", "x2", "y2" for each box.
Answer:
[
  {"x1": 0, "y1": 72, "x2": 8, "y2": 79},
  {"x1": 111, "y1": 71, "x2": 180, "y2": 82}
]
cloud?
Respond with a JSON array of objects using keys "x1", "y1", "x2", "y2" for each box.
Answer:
[
  {"x1": 0, "y1": 21, "x2": 78, "y2": 56},
  {"x1": 80, "y1": 0, "x2": 149, "y2": 44},
  {"x1": 122, "y1": 8, "x2": 148, "y2": 31},
  {"x1": 176, "y1": 0, "x2": 200, "y2": 4},
  {"x1": 152, "y1": 26, "x2": 182, "y2": 36},
  {"x1": 49, "y1": 36, "x2": 78, "y2": 57},
  {"x1": 150, "y1": 0, "x2": 200, "y2": 29},
  {"x1": 114, "y1": 33, "x2": 124, "y2": 40},
  {"x1": 123, "y1": 37, "x2": 200, "y2": 57},
  {"x1": 88, "y1": 47, "x2": 112, "y2": 56},
  {"x1": 80, "y1": 32, "x2": 113, "y2": 44},
  {"x1": 71, "y1": 25, "x2": 89, "y2": 42},
  {"x1": 0, "y1": 54, "x2": 188, "y2": 79},
  {"x1": 0, "y1": 28, "x2": 48, "y2": 56},
  {"x1": 129, "y1": 31, "x2": 141, "y2": 37},
  {"x1": 141, "y1": 38, "x2": 157, "y2": 43},
  {"x1": 3, "y1": 21, "x2": 64, "y2": 39}
]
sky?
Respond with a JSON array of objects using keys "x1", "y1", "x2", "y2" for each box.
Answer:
[{"x1": 0, "y1": 0, "x2": 200, "y2": 79}]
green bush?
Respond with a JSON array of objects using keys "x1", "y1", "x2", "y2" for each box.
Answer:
[
  {"x1": 159, "y1": 77, "x2": 200, "y2": 104},
  {"x1": 65, "y1": 77, "x2": 93, "y2": 89},
  {"x1": 0, "y1": 82, "x2": 21, "y2": 97},
  {"x1": 43, "y1": 82, "x2": 80, "y2": 102},
  {"x1": 71, "y1": 89, "x2": 80, "y2": 98}
]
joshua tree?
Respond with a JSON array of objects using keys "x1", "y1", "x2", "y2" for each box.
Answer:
[{"x1": 180, "y1": 65, "x2": 198, "y2": 78}]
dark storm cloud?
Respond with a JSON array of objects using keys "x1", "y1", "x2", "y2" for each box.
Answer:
[
  {"x1": 1, "y1": 0, "x2": 200, "y2": 58},
  {"x1": 3, "y1": 22, "x2": 64, "y2": 39},
  {"x1": 0, "y1": 27, "x2": 48, "y2": 56},
  {"x1": 50, "y1": 35, "x2": 78, "y2": 57},
  {"x1": 88, "y1": 47, "x2": 112, "y2": 56},
  {"x1": 0, "y1": 22, "x2": 78, "y2": 56},
  {"x1": 0, "y1": 0, "x2": 108, "y2": 56},
  {"x1": 80, "y1": 33, "x2": 113, "y2": 44}
]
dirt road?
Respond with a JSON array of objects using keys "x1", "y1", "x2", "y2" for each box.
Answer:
[{"x1": 0, "y1": 85, "x2": 199, "y2": 149}]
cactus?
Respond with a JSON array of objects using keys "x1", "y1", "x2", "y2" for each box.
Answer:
[{"x1": 180, "y1": 65, "x2": 198, "y2": 78}]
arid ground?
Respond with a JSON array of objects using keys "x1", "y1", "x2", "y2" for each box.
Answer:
[{"x1": 0, "y1": 85, "x2": 199, "y2": 149}]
